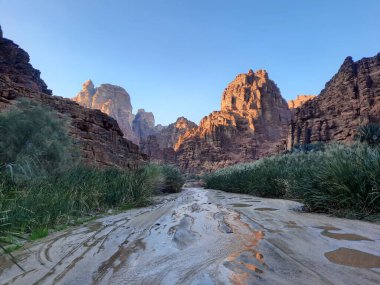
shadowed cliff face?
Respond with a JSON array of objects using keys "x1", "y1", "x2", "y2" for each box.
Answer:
[
  {"x1": 175, "y1": 69, "x2": 291, "y2": 173},
  {"x1": 0, "y1": 25, "x2": 147, "y2": 168},
  {"x1": 132, "y1": 109, "x2": 157, "y2": 140},
  {"x1": 287, "y1": 53, "x2": 380, "y2": 148},
  {"x1": 0, "y1": 25, "x2": 51, "y2": 95}
]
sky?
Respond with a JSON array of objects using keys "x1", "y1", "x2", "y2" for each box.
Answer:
[{"x1": 1, "y1": 0, "x2": 379, "y2": 125}]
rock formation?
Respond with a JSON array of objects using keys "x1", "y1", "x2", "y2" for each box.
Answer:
[
  {"x1": 132, "y1": 109, "x2": 157, "y2": 140},
  {"x1": 0, "y1": 25, "x2": 51, "y2": 95},
  {"x1": 140, "y1": 117, "x2": 197, "y2": 163},
  {"x1": 156, "y1": 117, "x2": 197, "y2": 149},
  {"x1": 0, "y1": 26, "x2": 146, "y2": 168},
  {"x1": 288, "y1": 95, "x2": 316, "y2": 109},
  {"x1": 175, "y1": 69, "x2": 291, "y2": 172},
  {"x1": 287, "y1": 53, "x2": 380, "y2": 148},
  {"x1": 73, "y1": 81, "x2": 137, "y2": 143}
]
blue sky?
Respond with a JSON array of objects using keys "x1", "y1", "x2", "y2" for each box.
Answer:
[{"x1": 1, "y1": 0, "x2": 379, "y2": 125}]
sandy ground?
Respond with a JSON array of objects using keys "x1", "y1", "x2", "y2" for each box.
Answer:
[{"x1": 0, "y1": 187, "x2": 380, "y2": 285}]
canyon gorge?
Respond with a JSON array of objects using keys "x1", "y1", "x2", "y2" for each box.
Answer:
[{"x1": 1, "y1": 24, "x2": 380, "y2": 174}]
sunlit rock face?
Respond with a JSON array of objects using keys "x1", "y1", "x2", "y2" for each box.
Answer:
[
  {"x1": 140, "y1": 116, "x2": 197, "y2": 163},
  {"x1": 0, "y1": 25, "x2": 51, "y2": 95},
  {"x1": 0, "y1": 26, "x2": 147, "y2": 168},
  {"x1": 157, "y1": 117, "x2": 197, "y2": 149},
  {"x1": 288, "y1": 95, "x2": 316, "y2": 109},
  {"x1": 176, "y1": 69, "x2": 291, "y2": 173},
  {"x1": 73, "y1": 81, "x2": 137, "y2": 143},
  {"x1": 287, "y1": 53, "x2": 380, "y2": 148}
]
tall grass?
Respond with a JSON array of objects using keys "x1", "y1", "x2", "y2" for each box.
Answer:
[
  {"x1": 204, "y1": 143, "x2": 380, "y2": 219},
  {"x1": 1, "y1": 166, "x2": 162, "y2": 234}
]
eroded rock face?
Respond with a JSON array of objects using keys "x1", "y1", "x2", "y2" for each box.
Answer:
[
  {"x1": 288, "y1": 95, "x2": 316, "y2": 109},
  {"x1": 0, "y1": 27, "x2": 146, "y2": 168},
  {"x1": 157, "y1": 117, "x2": 197, "y2": 149},
  {"x1": 0, "y1": 25, "x2": 51, "y2": 95},
  {"x1": 176, "y1": 69, "x2": 291, "y2": 173},
  {"x1": 140, "y1": 117, "x2": 197, "y2": 163},
  {"x1": 73, "y1": 81, "x2": 137, "y2": 143},
  {"x1": 287, "y1": 54, "x2": 380, "y2": 148}
]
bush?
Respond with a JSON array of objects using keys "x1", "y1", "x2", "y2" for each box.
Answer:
[
  {"x1": 0, "y1": 99, "x2": 77, "y2": 182},
  {"x1": 204, "y1": 143, "x2": 380, "y2": 219},
  {"x1": 159, "y1": 165, "x2": 185, "y2": 193}
]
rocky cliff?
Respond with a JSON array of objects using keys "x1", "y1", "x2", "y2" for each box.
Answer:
[
  {"x1": 73, "y1": 80, "x2": 137, "y2": 143},
  {"x1": 0, "y1": 26, "x2": 146, "y2": 168},
  {"x1": 156, "y1": 117, "x2": 197, "y2": 149},
  {"x1": 132, "y1": 109, "x2": 158, "y2": 140},
  {"x1": 288, "y1": 95, "x2": 316, "y2": 109},
  {"x1": 140, "y1": 116, "x2": 197, "y2": 163},
  {"x1": 0, "y1": 26, "x2": 51, "y2": 95},
  {"x1": 287, "y1": 53, "x2": 380, "y2": 148},
  {"x1": 176, "y1": 69, "x2": 291, "y2": 172}
]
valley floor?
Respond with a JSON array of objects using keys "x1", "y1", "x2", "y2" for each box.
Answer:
[{"x1": 0, "y1": 188, "x2": 380, "y2": 285}]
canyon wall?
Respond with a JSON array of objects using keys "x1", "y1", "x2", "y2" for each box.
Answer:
[
  {"x1": 287, "y1": 54, "x2": 380, "y2": 148},
  {"x1": 0, "y1": 26, "x2": 146, "y2": 168}
]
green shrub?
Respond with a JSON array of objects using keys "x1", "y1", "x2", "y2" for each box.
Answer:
[
  {"x1": 204, "y1": 143, "x2": 380, "y2": 219},
  {"x1": 159, "y1": 165, "x2": 185, "y2": 193},
  {"x1": 0, "y1": 99, "x2": 77, "y2": 182},
  {"x1": 301, "y1": 144, "x2": 380, "y2": 218}
]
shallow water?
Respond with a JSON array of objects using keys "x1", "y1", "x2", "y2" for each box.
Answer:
[
  {"x1": 324, "y1": 248, "x2": 380, "y2": 268},
  {"x1": 254, "y1": 207, "x2": 279, "y2": 211},
  {"x1": 228, "y1": 203, "x2": 252, "y2": 207}
]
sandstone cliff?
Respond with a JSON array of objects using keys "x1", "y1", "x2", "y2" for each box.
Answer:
[
  {"x1": 0, "y1": 26, "x2": 146, "y2": 168},
  {"x1": 73, "y1": 80, "x2": 137, "y2": 143},
  {"x1": 176, "y1": 69, "x2": 291, "y2": 172},
  {"x1": 288, "y1": 95, "x2": 316, "y2": 109},
  {"x1": 287, "y1": 53, "x2": 380, "y2": 148},
  {"x1": 140, "y1": 117, "x2": 197, "y2": 163},
  {"x1": 156, "y1": 117, "x2": 197, "y2": 149}
]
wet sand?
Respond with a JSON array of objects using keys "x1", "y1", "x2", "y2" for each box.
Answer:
[{"x1": 1, "y1": 188, "x2": 380, "y2": 285}]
